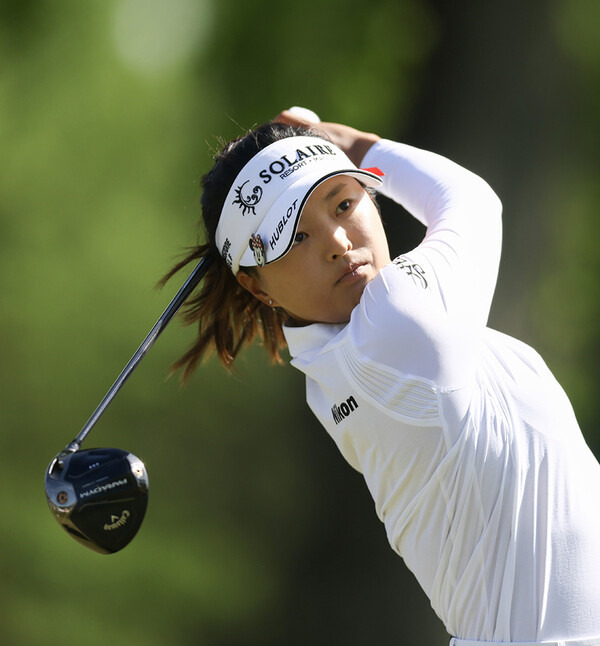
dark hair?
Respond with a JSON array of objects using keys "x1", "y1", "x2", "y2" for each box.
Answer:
[{"x1": 160, "y1": 121, "x2": 323, "y2": 381}]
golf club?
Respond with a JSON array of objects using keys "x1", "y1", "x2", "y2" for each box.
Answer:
[{"x1": 45, "y1": 255, "x2": 212, "y2": 554}]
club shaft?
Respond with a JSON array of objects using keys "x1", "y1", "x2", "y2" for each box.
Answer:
[{"x1": 66, "y1": 256, "x2": 212, "y2": 451}]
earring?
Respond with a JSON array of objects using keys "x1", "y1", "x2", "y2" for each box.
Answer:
[{"x1": 268, "y1": 299, "x2": 273, "y2": 306}]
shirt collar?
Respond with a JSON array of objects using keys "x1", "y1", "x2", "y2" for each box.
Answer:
[{"x1": 283, "y1": 321, "x2": 345, "y2": 359}]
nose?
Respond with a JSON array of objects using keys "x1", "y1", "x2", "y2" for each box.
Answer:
[{"x1": 330, "y1": 225, "x2": 352, "y2": 260}]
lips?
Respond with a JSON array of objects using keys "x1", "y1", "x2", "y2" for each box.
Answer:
[{"x1": 337, "y1": 261, "x2": 368, "y2": 284}]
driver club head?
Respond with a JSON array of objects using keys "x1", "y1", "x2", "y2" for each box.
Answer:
[{"x1": 45, "y1": 447, "x2": 149, "y2": 554}]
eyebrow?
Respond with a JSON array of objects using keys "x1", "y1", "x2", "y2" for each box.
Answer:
[{"x1": 323, "y1": 181, "x2": 347, "y2": 202}]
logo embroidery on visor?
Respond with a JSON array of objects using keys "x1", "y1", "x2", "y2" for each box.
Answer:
[
  {"x1": 249, "y1": 234, "x2": 266, "y2": 267},
  {"x1": 233, "y1": 180, "x2": 263, "y2": 216},
  {"x1": 221, "y1": 237, "x2": 233, "y2": 269}
]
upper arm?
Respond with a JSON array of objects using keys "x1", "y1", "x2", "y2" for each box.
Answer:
[
  {"x1": 351, "y1": 260, "x2": 478, "y2": 390},
  {"x1": 362, "y1": 139, "x2": 503, "y2": 329}
]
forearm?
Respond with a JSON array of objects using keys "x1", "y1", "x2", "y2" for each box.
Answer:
[
  {"x1": 313, "y1": 122, "x2": 380, "y2": 167},
  {"x1": 273, "y1": 109, "x2": 380, "y2": 167}
]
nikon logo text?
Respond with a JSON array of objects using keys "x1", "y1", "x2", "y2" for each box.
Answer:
[{"x1": 331, "y1": 396, "x2": 359, "y2": 425}]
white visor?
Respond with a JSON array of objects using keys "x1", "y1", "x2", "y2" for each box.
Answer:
[{"x1": 215, "y1": 135, "x2": 384, "y2": 275}]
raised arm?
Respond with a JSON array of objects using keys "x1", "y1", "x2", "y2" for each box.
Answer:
[
  {"x1": 362, "y1": 139, "x2": 503, "y2": 329},
  {"x1": 275, "y1": 109, "x2": 502, "y2": 329}
]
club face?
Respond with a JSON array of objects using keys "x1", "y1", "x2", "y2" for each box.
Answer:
[{"x1": 45, "y1": 447, "x2": 149, "y2": 554}]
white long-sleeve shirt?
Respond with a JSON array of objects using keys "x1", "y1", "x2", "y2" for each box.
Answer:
[{"x1": 283, "y1": 140, "x2": 600, "y2": 642}]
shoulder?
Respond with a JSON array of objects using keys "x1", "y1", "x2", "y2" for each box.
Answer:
[
  {"x1": 357, "y1": 255, "x2": 440, "y2": 328},
  {"x1": 349, "y1": 258, "x2": 439, "y2": 354},
  {"x1": 344, "y1": 256, "x2": 474, "y2": 384}
]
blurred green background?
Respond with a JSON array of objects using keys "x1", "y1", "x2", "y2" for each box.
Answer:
[{"x1": 1, "y1": 0, "x2": 598, "y2": 644}]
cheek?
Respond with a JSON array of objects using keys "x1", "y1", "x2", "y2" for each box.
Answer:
[
  {"x1": 369, "y1": 216, "x2": 390, "y2": 259},
  {"x1": 269, "y1": 263, "x2": 327, "y2": 312},
  {"x1": 260, "y1": 260, "x2": 307, "y2": 303}
]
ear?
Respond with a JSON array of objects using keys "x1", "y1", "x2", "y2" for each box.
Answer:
[{"x1": 236, "y1": 271, "x2": 278, "y2": 307}]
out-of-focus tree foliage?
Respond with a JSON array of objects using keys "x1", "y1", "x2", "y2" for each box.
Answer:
[{"x1": 0, "y1": 1, "x2": 597, "y2": 645}]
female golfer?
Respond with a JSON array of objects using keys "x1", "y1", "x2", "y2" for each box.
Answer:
[{"x1": 163, "y1": 109, "x2": 600, "y2": 645}]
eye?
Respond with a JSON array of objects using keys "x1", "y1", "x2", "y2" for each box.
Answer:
[
  {"x1": 293, "y1": 231, "x2": 308, "y2": 245},
  {"x1": 336, "y1": 199, "x2": 351, "y2": 215}
]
